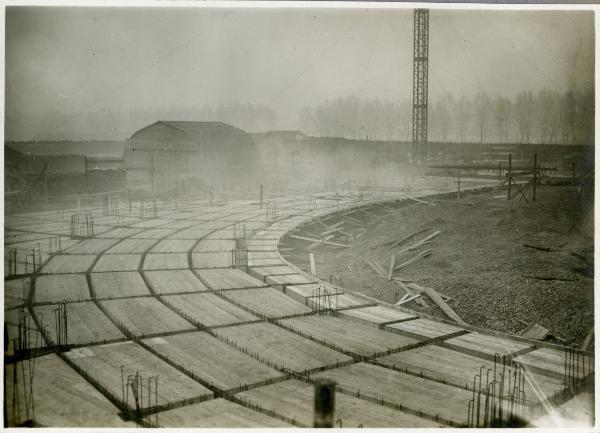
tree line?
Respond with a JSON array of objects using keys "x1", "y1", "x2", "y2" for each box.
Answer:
[{"x1": 298, "y1": 86, "x2": 594, "y2": 145}]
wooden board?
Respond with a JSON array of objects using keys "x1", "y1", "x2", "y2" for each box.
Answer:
[
  {"x1": 34, "y1": 274, "x2": 90, "y2": 303},
  {"x1": 195, "y1": 269, "x2": 265, "y2": 290},
  {"x1": 339, "y1": 305, "x2": 416, "y2": 327},
  {"x1": 279, "y1": 316, "x2": 418, "y2": 357},
  {"x1": 6, "y1": 354, "x2": 133, "y2": 427},
  {"x1": 386, "y1": 318, "x2": 464, "y2": 340},
  {"x1": 34, "y1": 301, "x2": 125, "y2": 345},
  {"x1": 146, "y1": 398, "x2": 290, "y2": 427},
  {"x1": 221, "y1": 287, "x2": 311, "y2": 318},
  {"x1": 442, "y1": 332, "x2": 533, "y2": 359},
  {"x1": 214, "y1": 322, "x2": 351, "y2": 372},
  {"x1": 143, "y1": 253, "x2": 189, "y2": 270},
  {"x1": 66, "y1": 341, "x2": 212, "y2": 408},
  {"x1": 104, "y1": 238, "x2": 157, "y2": 254},
  {"x1": 92, "y1": 254, "x2": 142, "y2": 272},
  {"x1": 100, "y1": 297, "x2": 195, "y2": 337},
  {"x1": 143, "y1": 332, "x2": 283, "y2": 390},
  {"x1": 191, "y1": 252, "x2": 232, "y2": 268},
  {"x1": 149, "y1": 239, "x2": 196, "y2": 253},
  {"x1": 313, "y1": 362, "x2": 471, "y2": 425},
  {"x1": 42, "y1": 254, "x2": 97, "y2": 274},
  {"x1": 144, "y1": 270, "x2": 208, "y2": 294},
  {"x1": 236, "y1": 379, "x2": 441, "y2": 428},
  {"x1": 161, "y1": 293, "x2": 257, "y2": 327},
  {"x1": 91, "y1": 272, "x2": 150, "y2": 299}
]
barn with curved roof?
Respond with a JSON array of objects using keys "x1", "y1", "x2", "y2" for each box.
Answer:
[{"x1": 124, "y1": 121, "x2": 262, "y2": 193}]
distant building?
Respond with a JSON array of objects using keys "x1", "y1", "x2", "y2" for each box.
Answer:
[{"x1": 124, "y1": 121, "x2": 262, "y2": 193}]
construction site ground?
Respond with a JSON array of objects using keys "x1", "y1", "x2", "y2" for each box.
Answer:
[
  {"x1": 282, "y1": 185, "x2": 594, "y2": 347},
  {"x1": 4, "y1": 180, "x2": 594, "y2": 427}
]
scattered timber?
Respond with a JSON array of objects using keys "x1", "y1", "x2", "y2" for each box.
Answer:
[
  {"x1": 388, "y1": 227, "x2": 432, "y2": 249},
  {"x1": 289, "y1": 234, "x2": 351, "y2": 248},
  {"x1": 388, "y1": 254, "x2": 396, "y2": 280},
  {"x1": 407, "y1": 282, "x2": 465, "y2": 324},
  {"x1": 407, "y1": 197, "x2": 436, "y2": 206},
  {"x1": 582, "y1": 328, "x2": 594, "y2": 351},
  {"x1": 394, "y1": 249, "x2": 432, "y2": 271}
]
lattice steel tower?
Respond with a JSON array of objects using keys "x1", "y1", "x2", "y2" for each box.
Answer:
[{"x1": 412, "y1": 9, "x2": 429, "y2": 164}]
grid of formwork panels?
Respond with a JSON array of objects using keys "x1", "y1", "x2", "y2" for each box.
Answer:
[
  {"x1": 65, "y1": 341, "x2": 213, "y2": 410},
  {"x1": 4, "y1": 186, "x2": 592, "y2": 428}
]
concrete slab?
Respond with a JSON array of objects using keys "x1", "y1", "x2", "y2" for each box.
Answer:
[
  {"x1": 214, "y1": 322, "x2": 351, "y2": 372},
  {"x1": 42, "y1": 254, "x2": 96, "y2": 274},
  {"x1": 236, "y1": 379, "x2": 442, "y2": 428},
  {"x1": 6, "y1": 354, "x2": 133, "y2": 427},
  {"x1": 279, "y1": 315, "x2": 418, "y2": 357},
  {"x1": 34, "y1": 274, "x2": 90, "y2": 303},
  {"x1": 104, "y1": 238, "x2": 156, "y2": 254},
  {"x1": 386, "y1": 318, "x2": 465, "y2": 340},
  {"x1": 144, "y1": 270, "x2": 208, "y2": 294},
  {"x1": 66, "y1": 341, "x2": 212, "y2": 409},
  {"x1": 193, "y1": 239, "x2": 236, "y2": 252},
  {"x1": 100, "y1": 297, "x2": 195, "y2": 337},
  {"x1": 143, "y1": 253, "x2": 189, "y2": 270},
  {"x1": 34, "y1": 301, "x2": 125, "y2": 345},
  {"x1": 265, "y1": 273, "x2": 317, "y2": 286},
  {"x1": 146, "y1": 398, "x2": 290, "y2": 427},
  {"x1": 195, "y1": 269, "x2": 266, "y2": 290},
  {"x1": 221, "y1": 287, "x2": 311, "y2": 318},
  {"x1": 64, "y1": 238, "x2": 119, "y2": 255},
  {"x1": 143, "y1": 332, "x2": 283, "y2": 390},
  {"x1": 443, "y1": 332, "x2": 534, "y2": 359},
  {"x1": 91, "y1": 272, "x2": 150, "y2": 299},
  {"x1": 93, "y1": 254, "x2": 142, "y2": 272},
  {"x1": 338, "y1": 305, "x2": 417, "y2": 328},
  {"x1": 313, "y1": 362, "x2": 471, "y2": 425},
  {"x1": 191, "y1": 252, "x2": 232, "y2": 268},
  {"x1": 161, "y1": 293, "x2": 257, "y2": 327},
  {"x1": 149, "y1": 239, "x2": 196, "y2": 253}
]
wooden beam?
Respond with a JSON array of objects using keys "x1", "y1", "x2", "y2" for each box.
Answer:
[
  {"x1": 582, "y1": 327, "x2": 594, "y2": 351},
  {"x1": 394, "y1": 249, "x2": 432, "y2": 271},
  {"x1": 407, "y1": 283, "x2": 465, "y2": 324},
  {"x1": 407, "y1": 197, "x2": 436, "y2": 206},
  {"x1": 289, "y1": 234, "x2": 351, "y2": 248},
  {"x1": 309, "y1": 253, "x2": 317, "y2": 276},
  {"x1": 388, "y1": 254, "x2": 396, "y2": 280}
]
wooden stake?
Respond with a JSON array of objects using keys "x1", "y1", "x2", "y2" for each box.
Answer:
[{"x1": 388, "y1": 254, "x2": 396, "y2": 280}]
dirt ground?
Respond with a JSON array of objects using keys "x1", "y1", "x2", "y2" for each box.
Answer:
[{"x1": 282, "y1": 186, "x2": 594, "y2": 347}]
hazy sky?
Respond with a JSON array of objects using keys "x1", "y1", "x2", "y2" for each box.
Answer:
[{"x1": 5, "y1": 6, "x2": 595, "y2": 141}]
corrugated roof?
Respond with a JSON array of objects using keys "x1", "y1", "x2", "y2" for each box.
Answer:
[{"x1": 131, "y1": 121, "x2": 249, "y2": 143}]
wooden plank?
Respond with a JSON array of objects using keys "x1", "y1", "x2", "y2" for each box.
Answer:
[
  {"x1": 407, "y1": 283, "x2": 465, "y2": 324},
  {"x1": 309, "y1": 253, "x2": 317, "y2": 276},
  {"x1": 288, "y1": 234, "x2": 350, "y2": 248},
  {"x1": 365, "y1": 259, "x2": 386, "y2": 276},
  {"x1": 388, "y1": 226, "x2": 432, "y2": 249},
  {"x1": 407, "y1": 197, "x2": 436, "y2": 206},
  {"x1": 582, "y1": 328, "x2": 594, "y2": 351},
  {"x1": 387, "y1": 254, "x2": 396, "y2": 280},
  {"x1": 394, "y1": 249, "x2": 432, "y2": 271}
]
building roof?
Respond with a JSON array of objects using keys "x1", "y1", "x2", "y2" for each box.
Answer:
[{"x1": 130, "y1": 121, "x2": 249, "y2": 143}]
